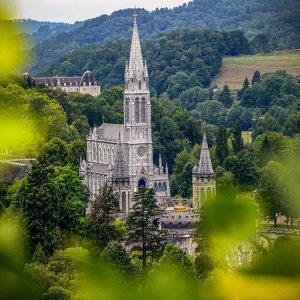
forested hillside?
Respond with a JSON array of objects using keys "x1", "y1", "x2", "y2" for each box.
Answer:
[
  {"x1": 44, "y1": 28, "x2": 249, "y2": 95},
  {"x1": 28, "y1": 0, "x2": 300, "y2": 74}
]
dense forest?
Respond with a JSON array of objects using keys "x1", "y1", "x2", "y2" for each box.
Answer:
[
  {"x1": 1, "y1": 73, "x2": 300, "y2": 299},
  {"x1": 44, "y1": 28, "x2": 249, "y2": 93},
  {"x1": 28, "y1": 0, "x2": 300, "y2": 74}
]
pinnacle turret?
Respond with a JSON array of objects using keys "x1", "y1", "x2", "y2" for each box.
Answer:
[
  {"x1": 196, "y1": 134, "x2": 214, "y2": 176},
  {"x1": 112, "y1": 134, "x2": 129, "y2": 181}
]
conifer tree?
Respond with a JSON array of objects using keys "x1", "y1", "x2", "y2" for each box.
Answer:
[
  {"x1": 243, "y1": 76, "x2": 250, "y2": 90},
  {"x1": 216, "y1": 127, "x2": 228, "y2": 164},
  {"x1": 87, "y1": 184, "x2": 119, "y2": 250},
  {"x1": 232, "y1": 122, "x2": 243, "y2": 154},
  {"x1": 261, "y1": 136, "x2": 272, "y2": 166},
  {"x1": 218, "y1": 85, "x2": 233, "y2": 108},
  {"x1": 126, "y1": 186, "x2": 163, "y2": 270},
  {"x1": 252, "y1": 70, "x2": 261, "y2": 85}
]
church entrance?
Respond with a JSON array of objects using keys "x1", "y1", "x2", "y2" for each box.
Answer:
[{"x1": 138, "y1": 178, "x2": 147, "y2": 187}]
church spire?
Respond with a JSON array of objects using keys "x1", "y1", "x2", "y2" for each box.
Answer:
[
  {"x1": 198, "y1": 133, "x2": 214, "y2": 176},
  {"x1": 112, "y1": 134, "x2": 129, "y2": 182},
  {"x1": 125, "y1": 13, "x2": 149, "y2": 92},
  {"x1": 129, "y1": 13, "x2": 144, "y2": 74}
]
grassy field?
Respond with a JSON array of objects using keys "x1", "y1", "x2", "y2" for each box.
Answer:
[{"x1": 213, "y1": 50, "x2": 300, "y2": 90}]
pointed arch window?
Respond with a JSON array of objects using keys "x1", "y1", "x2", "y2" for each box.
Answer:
[
  {"x1": 135, "y1": 98, "x2": 140, "y2": 123},
  {"x1": 138, "y1": 80, "x2": 142, "y2": 90},
  {"x1": 122, "y1": 192, "x2": 127, "y2": 212},
  {"x1": 141, "y1": 98, "x2": 146, "y2": 123},
  {"x1": 125, "y1": 98, "x2": 130, "y2": 123}
]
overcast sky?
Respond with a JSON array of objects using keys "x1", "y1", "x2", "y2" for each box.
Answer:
[{"x1": 11, "y1": 0, "x2": 187, "y2": 23}]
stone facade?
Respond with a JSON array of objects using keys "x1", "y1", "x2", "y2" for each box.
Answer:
[
  {"x1": 80, "y1": 16, "x2": 170, "y2": 211},
  {"x1": 27, "y1": 70, "x2": 101, "y2": 97},
  {"x1": 192, "y1": 133, "x2": 216, "y2": 209}
]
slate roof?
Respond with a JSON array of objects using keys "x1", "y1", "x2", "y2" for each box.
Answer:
[
  {"x1": 193, "y1": 134, "x2": 214, "y2": 176},
  {"x1": 0, "y1": 159, "x2": 34, "y2": 184},
  {"x1": 88, "y1": 163, "x2": 110, "y2": 174},
  {"x1": 32, "y1": 71, "x2": 99, "y2": 87},
  {"x1": 95, "y1": 124, "x2": 124, "y2": 142}
]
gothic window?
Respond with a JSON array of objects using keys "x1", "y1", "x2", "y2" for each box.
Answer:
[
  {"x1": 135, "y1": 99, "x2": 140, "y2": 123},
  {"x1": 125, "y1": 99, "x2": 130, "y2": 123},
  {"x1": 141, "y1": 98, "x2": 146, "y2": 122},
  {"x1": 98, "y1": 146, "x2": 101, "y2": 162},
  {"x1": 138, "y1": 80, "x2": 142, "y2": 90},
  {"x1": 207, "y1": 187, "x2": 212, "y2": 200},
  {"x1": 108, "y1": 148, "x2": 111, "y2": 163},
  {"x1": 103, "y1": 148, "x2": 106, "y2": 163},
  {"x1": 122, "y1": 192, "x2": 126, "y2": 212},
  {"x1": 93, "y1": 143, "x2": 96, "y2": 161},
  {"x1": 200, "y1": 188, "x2": 205, "y2": 200}
]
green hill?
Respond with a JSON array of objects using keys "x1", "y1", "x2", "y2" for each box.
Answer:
[{"x1": 28, "y1": 0, "x2": 300, "y2": 74}]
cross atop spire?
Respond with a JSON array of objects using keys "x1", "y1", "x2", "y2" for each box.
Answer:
[
  {"x1": 129, "y1": 13, "x2": 144, "y2": 74},
  {"x1": 198, "y1": 133, "x2": 214, "y2": 176}
]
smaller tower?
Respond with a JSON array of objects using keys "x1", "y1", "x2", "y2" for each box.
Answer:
[
  {"x1": 111, "y1": 135, "x2": 131, "y2": 212},
  {"x1": 192, "y1": 134, "x2": 216, "y2": 209}
]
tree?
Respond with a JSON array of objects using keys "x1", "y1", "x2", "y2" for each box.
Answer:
[
  {"x1": 50, "y1": 166, "x2": 87, "y2": 236},
  {"x1": 86, "y1": 184, "x2": 120, "y2": 250},
  {"x1": 252, "y1": 70, "x2": 261, "y2": 85},
  {"x1": 252, "y1": 116, "x2": 278, "y2": 139},
  {"x1": 151, "y1": 244, "x2": 194, "y2": 276},
  {"x1": 38, "y1": 137, "x2": 68, "y2": 167},
  {"x1": 218, "y1": 85, "x2": 233, "y2": 108},
  {"x1": 21, "y1": 163, "x2": 62, "y2": 254},
  {"x1": 260, "y1": 136, "x2": 272, "y2": 166},
  {"x1": 232, "y1": 122, "x2": 243, "y2": 154},
  {"x1": 243, "y1": 77, "x2": 250, "y2": 90},
  {"x1": 258, "y1": 161, "x2": 287, "y2": 226},
  {"x1": 127, "y1": 186, "x2": 163, "y2": 270},
  {"x1": 21, "y1": 163, "x2": 87, "y2": 254},
  {"x1": 67, "y1": 139, "x2": 86, "y2": 167},
  {"x1": 235, "y1": 148, "x2": 260, "y2": 186},
  {"x1": 101, "y1": 241, "x2": 133, "y2": 277},
  {"x1": 251, "y1": 33, "x2": 270, "y2": 53},
  {"x1": 283, "y1": 112, "x2": 300, "y2": 137},
  {"x1": 216, "y1": 127, "x2": 228, "y2": 164},
  {"x1": 0, "y1": 180, "x2": 8, "y2": 214}
]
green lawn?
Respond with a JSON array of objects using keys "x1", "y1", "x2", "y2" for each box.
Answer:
[{"x1": 213, "y1": 50, "x2": 300, "y2": 90}]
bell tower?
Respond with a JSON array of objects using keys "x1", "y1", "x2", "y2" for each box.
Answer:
[
  {"x1": 124, "y1": 14, "x2": 153, "y2": 191},
  {"x1": 192, "y1": 134, "x2": 216, "y2": 209}
]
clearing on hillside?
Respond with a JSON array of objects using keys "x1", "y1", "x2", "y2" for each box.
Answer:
[{"x1": 213, "y1": 50, "x2": 300, "y2": 90}]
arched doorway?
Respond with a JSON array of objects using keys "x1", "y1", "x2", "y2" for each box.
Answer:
[{"x1": 138, "y1": 178, "x2": 147, "y2": 187}]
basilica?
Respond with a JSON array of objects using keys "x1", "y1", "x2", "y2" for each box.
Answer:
[
  {"x1": 79, "y1": 16, "x2": 215, "y2": 221},
  {"x1": 80, "y1": 16, "x2": 170, "y2": 211}
]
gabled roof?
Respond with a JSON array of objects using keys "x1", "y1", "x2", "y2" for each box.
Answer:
[
  {"x1": 0, "y1": 159, "x2": 34, "y2": 184},
  {"x1": 95, "y1": 123, "x2": 124, "y2": 142},
  {"x1": 32, "y1": 71, "x2": 99, "y2": 87}
]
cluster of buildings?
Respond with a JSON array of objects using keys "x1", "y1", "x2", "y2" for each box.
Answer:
[
  {"x1": 24, "y1": 70, "x2": 101, "y2": 97},
  {"x1": 1, "y1": 16, "x2": 216, "y2": 255},
  {"x1": 78, "y1": 16, "x2": 216, "y2": 253}
]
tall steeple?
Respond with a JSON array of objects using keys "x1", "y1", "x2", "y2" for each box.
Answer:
[
  {"x1": 125, "y1": 13, "x2": 149, "y2": 92},
  {"x1": 129, "y1": 14, "x2": 144, "y2": 74},
  {"x1": 198, "y1": 133, "x2": 214, "y2": 176},
  {"x1": 192, "y1": 133, "x2": 216, "y2": 209}
]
